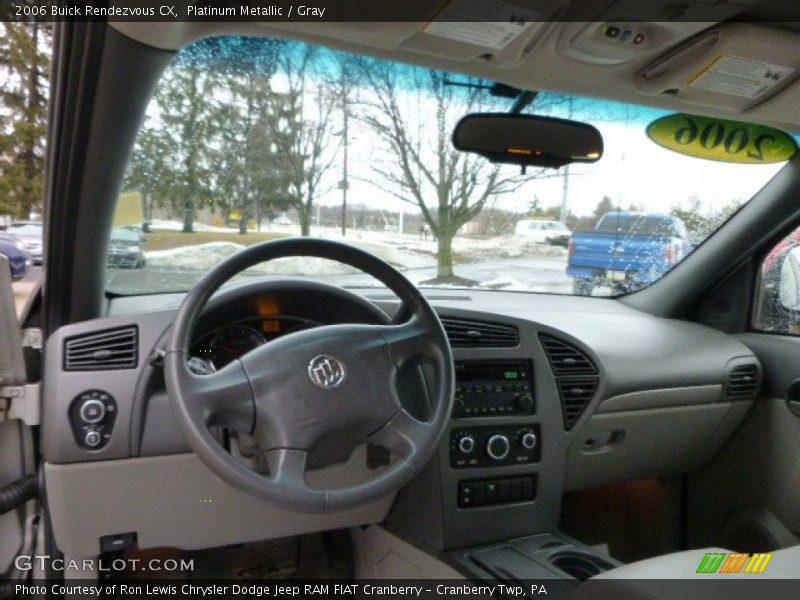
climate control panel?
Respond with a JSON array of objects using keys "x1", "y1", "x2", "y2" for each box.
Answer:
[
  {"x1": 450, "y1": 423, "x2": 540, "y2": 468},
  {"x1": 69, "y1": 390, "x2": 117, "y2": 450}
]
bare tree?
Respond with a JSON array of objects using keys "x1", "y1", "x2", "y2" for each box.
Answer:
[
  {"x1": 261, "y1": 45, "x2": 341, "y2": 236},
  {"x1": 355, "y1": 60, "x2": 528, "y2": 282}
]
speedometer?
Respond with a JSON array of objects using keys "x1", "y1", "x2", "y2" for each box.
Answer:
[{"x1": 211, "y1": 324, "x2": 265, "y2": 367}]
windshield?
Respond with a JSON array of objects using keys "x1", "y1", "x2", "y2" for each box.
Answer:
[{"x1": 107, "y1": 36, "x2": 787, "y2": 297}]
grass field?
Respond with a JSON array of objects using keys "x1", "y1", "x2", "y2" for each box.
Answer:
[{"x1": 144, "y1": 230, "x2": 287, "y2": 252}]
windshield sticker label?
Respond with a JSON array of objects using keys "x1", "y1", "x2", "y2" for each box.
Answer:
[
  {"x1": 646, "y1": 114, "x2": 798, "y2": 164},
  {"x1": 424, "y1": 0, "x2": 539, "y2": 50},
  {"x1": 687, "y1": 55, "x2": 795, "y2": 99}
]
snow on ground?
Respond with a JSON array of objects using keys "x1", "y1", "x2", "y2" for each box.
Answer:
[
  {"x1": 148, "y1": 219, "x2": 239, "y2": 233},
  {"x1": 144, "y1": 222, "x2": 568, "y2": 288},
  {"x1": 478, "y1": 277, "x2": 539, "y2": 291},
  {"x1": 146, "y1": 242, "x2": 244, "y2": 269},
  {"x1": 145, "y1": 241, "x2": 363, "y2": 276}
]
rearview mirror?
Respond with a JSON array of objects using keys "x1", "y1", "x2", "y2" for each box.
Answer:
[{"x1": 453, "y1": 113, "x2": 604, "y2": 170}]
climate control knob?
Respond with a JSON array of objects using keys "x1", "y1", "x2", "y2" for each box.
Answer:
[
  {"x1": 486, "y1": 434, "x2": 510, "y2": 460},
  {"x1": 458, "y1": 435, "x2": 476, "y2": 454},
  {"x1": 520, "y1": 431, "x2": 537, "y2": 450}
]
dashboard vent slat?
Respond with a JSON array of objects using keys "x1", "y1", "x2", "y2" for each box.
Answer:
[
  {"x1": 539, "y1": 334, "x2": 597, "y2": 376},
  {"x1": 440, "y1": 317, "x2": 519, "y2": 348},
  {"x1": 539, "y1": 334, "x2": 599, "y2": 430},
  {"x1": 557, "y1": 377, "x2": 599, "y2": 430},
  {"x1": 64, "y1": 326, "x2": 138, "y2": 371},
  {"x1": 726, "y1": 364, "x2": 759, "y2": 398}
]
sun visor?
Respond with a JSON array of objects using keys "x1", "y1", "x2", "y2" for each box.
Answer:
[
  {"x1": 636, "y1": 24, "x2": 800, "y2": 114},
  {"x1": 399, "y1": 0, "x2": 569, "y2": 68}
]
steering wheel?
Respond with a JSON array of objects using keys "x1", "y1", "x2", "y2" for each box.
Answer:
[{"x1": 163, "y1": 238, "x2": 454, "y2": 512}]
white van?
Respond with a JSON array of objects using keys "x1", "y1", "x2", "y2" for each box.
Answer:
[{"x1": 514, "y1": 219, "x2": 571, "y2": 246}]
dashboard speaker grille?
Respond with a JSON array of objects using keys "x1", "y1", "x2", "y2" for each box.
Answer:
[
  {"x1": 64, "y1": 326, "x2": 139, "y2": 371},
  {"x1": 726, "y1": 364, "x2": 759, "y2": 398},
  {"x1": 440, "y1": 317, "x2": 519, "y2": 348},
  {"x1": 539, "y1": 334, "x2": 599, "y2": 430}
]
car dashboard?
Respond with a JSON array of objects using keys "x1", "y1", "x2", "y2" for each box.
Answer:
[{"x1": 42, "y1": 281, "x2": 761, "y2": 558}]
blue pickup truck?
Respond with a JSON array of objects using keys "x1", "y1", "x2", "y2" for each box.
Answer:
[{"x1": 567, "y1": 211, "x2": 691, "y2": 295}]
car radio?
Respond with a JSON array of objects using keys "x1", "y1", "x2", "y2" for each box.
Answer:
[{"x1": 452, "y1": 361, "x2": 534, "y2": 418}]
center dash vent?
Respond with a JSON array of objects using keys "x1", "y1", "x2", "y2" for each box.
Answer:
[
  {"x1": 539, "y1": 334, "x2": 597, "y2": 376},
  {"x1": 440, "y1": 317, "x2": 519, "y2": 348},
  {"x1": 539, "y1": 333, "x2": 599, "y2": 430},
  {"x1": 726, "y1": 364, "x2": 759, "y2": 398},
  {"x1": 64, "y1": 326, "x2": 139, "y2": 371}
]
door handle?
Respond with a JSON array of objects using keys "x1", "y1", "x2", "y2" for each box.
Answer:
[{"x1": 784, "y1": 379, "x2": 800, "y2": 417}]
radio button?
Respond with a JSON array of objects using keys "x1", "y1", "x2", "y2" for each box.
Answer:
[{"x1": 517, "y1": 393, "x2": 535, "y2": 413}]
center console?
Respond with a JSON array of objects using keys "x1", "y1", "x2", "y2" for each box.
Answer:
[{"x1": 386, "y1": 315, "x2": 570, "y2": 552}]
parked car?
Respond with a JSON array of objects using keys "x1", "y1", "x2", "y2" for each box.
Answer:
[
  {"x1": 107, "y1": 227, "x2": 146, "y2": 269},
  {"x1": 0, "y1": 233, "x2": 32, "y2": 280},
  {"x1": 514, "y1": 219, "x2": 571, "y2": 246},
  {"x1": 5, "y1": 221, "x2": 43, "y2": 265},
  {"x1": 567, "y1": 211, "x2": 691, "y2": 294}
]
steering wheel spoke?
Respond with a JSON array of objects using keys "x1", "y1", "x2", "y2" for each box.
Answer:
[
  {"x1": 265, "y1": 447, "x2": 309, "y2": 490},
  {"x1": 174, "y1": 355, "x2": 255, "y2": 434},
  {"x1": 378, "y1": 315, "x2": 441, "y2": 369},
  {"x1": 369, "y1": 408, "x2": 432, "y2": 467}
]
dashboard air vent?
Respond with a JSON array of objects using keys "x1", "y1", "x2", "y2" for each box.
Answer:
[
  {"x1": 557, "y1": 378, "x2": 599, "y2": 430},
  {"x1": 539, "y1": 334, "x2": 597, "y2": 376},
  {"x1": 440, "y1": 317, "x2": 519, "y2": 348},
  {"x1": 726, "y1": 364, "x2": 759, "y2": 398},
  {"x1": 64, "y1": 326, "x2": 138, "y2": 371},
  {"x1": 539, "y1": 334, "x2": 599, "y2": 430}
]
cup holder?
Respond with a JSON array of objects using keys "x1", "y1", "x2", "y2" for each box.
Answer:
[{"x1": 549, "y1": 550, "x2": 615, "y2": 581}]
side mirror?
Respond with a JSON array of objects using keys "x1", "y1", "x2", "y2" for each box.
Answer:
[
  {"x1": 779, "y1": 246, "x2": 800, "y2": 312},
  {"x1": 452, "y1": 113, "x2": 604, "y2": 170}
]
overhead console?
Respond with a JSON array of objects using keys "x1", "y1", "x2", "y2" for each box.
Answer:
[{"x1": 556, "y1": 0, "x2": 758, "y2": 65}]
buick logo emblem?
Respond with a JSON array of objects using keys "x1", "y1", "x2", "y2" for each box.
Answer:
[{"x1": 307, "y1": 355, "x2": 346, "y2": 389}]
